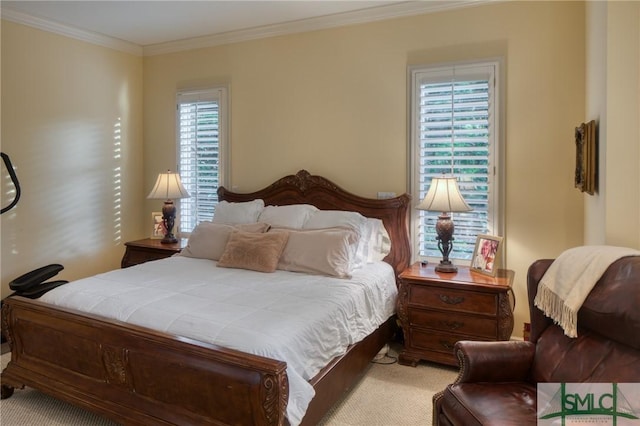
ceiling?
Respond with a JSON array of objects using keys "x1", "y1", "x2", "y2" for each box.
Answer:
[{"x1": 1, "y1": 1, "x2": 485, "y2": 55}]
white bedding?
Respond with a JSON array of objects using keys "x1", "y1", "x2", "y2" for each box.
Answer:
[{"x1": 39, "y1": 256, "x2": 398, "y2": 425}]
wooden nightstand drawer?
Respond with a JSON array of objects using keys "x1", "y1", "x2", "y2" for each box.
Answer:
[
  {"x1": 126, "y1": 249, "x2": 174, "y2": 265},
  {"x1": 121, "y1": 238, "x2": 186, "y2": 268},
  {"x1": 410, "y1": 328, "x2": 491, "y2": 355},
  {"x1": 409, "y1": 309, "x2": 498, "y2": 339},
  {"x1": 409, "y1": 285, "x2": 497, "y2": 316}
]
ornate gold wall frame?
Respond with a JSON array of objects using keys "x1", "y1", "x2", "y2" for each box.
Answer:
[{"x1": 575, "y1": 120, "x2": 597, "y2": 195}]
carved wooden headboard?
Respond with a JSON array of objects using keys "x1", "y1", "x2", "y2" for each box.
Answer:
[{"x1": 218, "y1": 170, "x2": 411, "y2": 278}]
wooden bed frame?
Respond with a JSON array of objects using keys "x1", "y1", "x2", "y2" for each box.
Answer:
[{"x1": 1, "y1": 170, "x2": 411, "y2": 425}]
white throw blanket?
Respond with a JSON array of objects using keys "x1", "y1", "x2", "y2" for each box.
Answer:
[{"x1": 534, "y1": 245, "x2": 640, "y2": 338}]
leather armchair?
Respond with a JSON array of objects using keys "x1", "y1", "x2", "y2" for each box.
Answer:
[{"x1": 433, "y1": 255, "x2": 640, "y2": 425}]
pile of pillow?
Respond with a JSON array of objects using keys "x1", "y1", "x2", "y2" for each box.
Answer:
[{"x1": 179, "y1": 199, "x2": 390, "y2": 278}]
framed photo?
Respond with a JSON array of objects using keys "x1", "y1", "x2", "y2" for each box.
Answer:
[
  {"x1": 151, "y1": 212, "x2": 166, "y2": 239},
  {"x1": 470, "y1": 234, "x2": 503, "y2": 277}
]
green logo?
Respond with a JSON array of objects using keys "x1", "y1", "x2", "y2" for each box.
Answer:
[{"x1": 538, "y1": 383, "x2": 640, "y2": 425}]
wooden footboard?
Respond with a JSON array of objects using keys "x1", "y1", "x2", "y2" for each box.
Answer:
[{"x1": 1, "y1": 296, "x2": 289, "y2": 425}]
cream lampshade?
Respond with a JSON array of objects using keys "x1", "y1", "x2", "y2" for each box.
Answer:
[
  {"x1": 147, "y1": 170, "x2": 190, "y2": 244},
  {"x1": 417, "y1": 176, "x2": 472, "y2": 273}
]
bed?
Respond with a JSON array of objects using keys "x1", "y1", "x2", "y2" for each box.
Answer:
[{"x1": 1, "y1": 169, "x2": 411, "y2": 425}]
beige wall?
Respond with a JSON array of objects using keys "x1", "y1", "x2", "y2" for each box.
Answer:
[
  {"x1": 584, "y1": 0, "x2": 608, "y2": 245},
  {"x1": 1, "y1": 21, "x2": 144, "y2": 295},
  {"x1": 584, "y1": 1, "x2": 640, "y2": 248},
  {"x1": 143, "y1": 1, "x2": 586, "y2": 337},
  {"x1": 603, "y1": 1, "x2": 639, "y2": 247}
]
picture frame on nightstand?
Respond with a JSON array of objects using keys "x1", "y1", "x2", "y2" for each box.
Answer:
[
  {"x1": 471, "y1": 234, "x2": 503, "y2": 276},
  {"x1": 151, "y1": 212, "x2": 165, "y2": 239}
]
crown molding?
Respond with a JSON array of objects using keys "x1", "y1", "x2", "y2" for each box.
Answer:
[
  {"x1": 1, "y1": 8, "x2": 143, "y2": 56},
  {"x1": 1, "y1": 0, "x2": 493, "y2": 57},
  {"x1": 144, "y1": 0, "x2": 489, "y2": 56}
]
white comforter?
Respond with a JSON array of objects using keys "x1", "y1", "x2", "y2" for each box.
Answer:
[{"x1": 40, "y1": 256, "x2": 398, "y2": 425}]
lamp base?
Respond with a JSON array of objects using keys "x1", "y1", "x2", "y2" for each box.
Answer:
[
  {"x1": 434, "y1": 212, "x2": 457, "y2": 273},
  {"x1": 435, "y1": 260, "x2": 458, "y2": 273},
  {"x1": 161, "y1": 234, "x2": 178, "y2": 244},
  {"x1": 161, "y1": 200, "x2": 178, "y2": 244}
]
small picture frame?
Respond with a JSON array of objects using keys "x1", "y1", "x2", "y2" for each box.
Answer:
[
  {"x1": 151, "y1": 212, "x2": 166, "y2": 239},
  {"x1": 470, "y1": 234, "x2": 503, "y2": 276}
]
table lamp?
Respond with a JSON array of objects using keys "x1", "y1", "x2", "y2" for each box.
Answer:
[
  {"x1": 147, "y1": 170, "x2": 190, "y2": 244},
  {"x1": 417, "y1": 176, "x2": 472, "y2": 272}
]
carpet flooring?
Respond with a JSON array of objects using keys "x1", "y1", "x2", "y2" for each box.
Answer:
[{"x1": 0, "y1": 344, "x2": 458, "y2": 425}]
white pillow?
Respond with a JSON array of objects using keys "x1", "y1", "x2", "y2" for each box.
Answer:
[
  {"x1": 366, "y1": 218, "x2": 391, "y2": 262},
  {"x1": 304, "y1": 210, "x2": 369, "y2": 267},
  {"x1": 270, "y1": 227, "x2": 358, "y2": 278},
  {"x1": 212, "y1": 199, "x2": 265, "y2": 224},
  {"x1": 180, "y1": 222, "x2": 234, "y2": 260},
  {"x1": 258, "y1": 204, "x2": 318, "y2": 229},
  {"x1": 304, "y1": 210, "x2": 368, "y2": 233}
]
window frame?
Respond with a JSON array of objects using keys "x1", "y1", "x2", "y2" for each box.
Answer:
[
  {"x1": 176, "y1": 86, "x2": 230, "y2": 235},
  {"x1": 408, "y1": 59, "x2": 505, "y2": 266}
]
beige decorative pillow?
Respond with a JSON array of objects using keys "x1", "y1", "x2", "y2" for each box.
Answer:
[
  {"x1": 217, "y1": 230, "x2": 289, "y2": 273},
  {"x1": 180, "y1": 222, "x2": 271, "y2": 261},
  {"x1": 271, "y1": 227, "x2": 358, "y2": 278}
]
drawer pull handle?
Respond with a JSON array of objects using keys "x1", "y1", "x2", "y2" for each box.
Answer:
[
  {"x1": 441, "y1": 320, "x2": 464, "y2": 330},
  {"x1": 439, "y1": 340, "x2": 454, "y2": 350},
  {"x1": 439, "y1": 294, "x2": 464, "y2": 305}
]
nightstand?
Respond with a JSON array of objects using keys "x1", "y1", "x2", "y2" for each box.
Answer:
[
  {"x1": 397, "y1": 262, "x2": 514, "y2": 367},
  {"x1": 121, "y1": 238, "x2": 187, "y2": 268}
]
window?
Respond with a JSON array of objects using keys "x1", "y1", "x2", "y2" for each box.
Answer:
[
  {"x1": 177, "y1": 87, "x2": 228, "y2": 234},
  {"x1": 409, "y1": 61, "x2": 502, "y2": 263}
]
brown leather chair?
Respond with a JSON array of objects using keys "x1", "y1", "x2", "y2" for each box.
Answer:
[{"x1": 433, "y1": 255, "x2": 640, "y2": 425}]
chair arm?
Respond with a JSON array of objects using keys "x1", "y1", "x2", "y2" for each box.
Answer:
[{"x1": 453, "y1": 340, "x2": 535, "y2": 384}]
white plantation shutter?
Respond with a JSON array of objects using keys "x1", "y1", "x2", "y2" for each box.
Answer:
[
  {"x1": 177, "y1": 88, "x2": 228, "y2": 234},
  {"x1": 410, "y1": 62, "x2": 501, "y2": 262}
]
